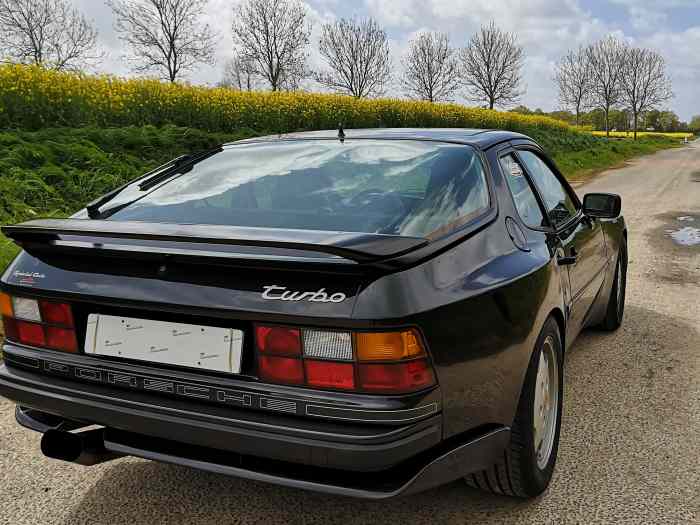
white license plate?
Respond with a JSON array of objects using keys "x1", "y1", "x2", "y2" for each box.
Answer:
[{"x1": 84, "y1": 314, "x2": 243, "y2": 374}]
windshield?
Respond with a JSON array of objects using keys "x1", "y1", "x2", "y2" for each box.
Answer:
[{"x1": 108, "y1": 139, "x2": 490, "y2": 239}]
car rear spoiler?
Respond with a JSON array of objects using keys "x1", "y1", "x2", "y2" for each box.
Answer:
[{"x1": 2, "y1": 219, "x2": 429, "y2": 264}]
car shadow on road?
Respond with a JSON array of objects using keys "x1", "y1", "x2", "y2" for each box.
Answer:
[{"x1": 59, "y1": 305, "x2": 698, "y2": 525}]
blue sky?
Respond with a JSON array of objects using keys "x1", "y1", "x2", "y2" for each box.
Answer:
[{"x1": 75, "y1": 0, "x2": 700, "y2": 121}]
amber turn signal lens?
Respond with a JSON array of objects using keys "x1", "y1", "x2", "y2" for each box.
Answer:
[
  {"x1": 0, "y1": 292, "x2": 13, "y2": 318},
  {"x1": 355, "y1": 330, "x2": 425, "y2": 361}
]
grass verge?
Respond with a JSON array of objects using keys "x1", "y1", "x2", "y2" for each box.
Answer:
[
  {"x1": 553, "y1": 135, "x2": 681, "y2": 183},
  {"x1": 0, "y1": 125, "x2": 262, "y2": 270}
]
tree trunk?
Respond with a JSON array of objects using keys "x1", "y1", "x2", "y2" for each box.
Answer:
[
  {"x1": 633, "y1": 113, "x2": 638, "y2": 140},
  {"x1": 605, "y1": 108, "x2": 610, "y2": 138}
]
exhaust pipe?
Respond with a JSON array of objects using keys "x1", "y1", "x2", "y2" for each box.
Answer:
[{"x1": 40, "y1": 428, "x2": 122, "y2": 466}]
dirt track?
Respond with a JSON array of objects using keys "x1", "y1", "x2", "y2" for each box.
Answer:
[{"x1": 0, "y1": 143, "x2": 698, "y2": 524}]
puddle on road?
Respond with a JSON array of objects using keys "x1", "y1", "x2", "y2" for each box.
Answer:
[
  {"x1": 667, "y1": 226, "x2": 700, "y2": 246},
  {"x1": 664, "y1": 216, "x2": 700, "y2": 247},
  {"x1": 647, "y1": 213, "x2": 700, "y2": 285}
]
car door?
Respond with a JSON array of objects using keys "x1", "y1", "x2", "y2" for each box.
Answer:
[{"x1": 515, "y1": 149, "x2": 608, "y2": 339}]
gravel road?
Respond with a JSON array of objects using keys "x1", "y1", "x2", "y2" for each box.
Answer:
[{"x1": 1, "y1": 143, "x2": 698, "y2": 525}]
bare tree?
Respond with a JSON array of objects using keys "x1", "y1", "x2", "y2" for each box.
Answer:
[
  {"x1": 220, "y1": 53, "x2": 260, "y2": 91},
  {"x1": 232, "y1": 0, "x2": 311, "y2": 92},
  {"x1": 586, "y1": 36, "x2": 626, "y2": 137},
  {"x1": 554, "y1": 46, "x2": 594, "y2": 126},
  {"x1": 0, "y1": 0, "x2": 101, "y2": 71},
  {"x1": 459, "y1": 22, "x2": 524, "y2": 109},
  {"x1": 108, "y1": 0, "x2": 216, "y2": 83},
  {"x1": 620, "y1": 47, "x2": 672, "y2": 139},
  {"x1": 401, "y1": 32, "x2": 459, "y2": 103},
  {"x1": 315, "y1": 17, "x2": 392, "y2": 98}
]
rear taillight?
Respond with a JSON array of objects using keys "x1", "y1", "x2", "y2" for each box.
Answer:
[
  {"x1": 256, "y1": 325, "x2": 436, "y2": 394},
  {"x1": 1, "y1": 292, "x2": 78, "y2": 353}
]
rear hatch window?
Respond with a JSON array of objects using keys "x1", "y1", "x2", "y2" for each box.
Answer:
[{"x1": 109, "y1": 140, "x2": 490, "y2": 239}]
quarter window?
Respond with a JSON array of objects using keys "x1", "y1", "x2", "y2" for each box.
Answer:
[
  {"x1": 518, "y1": 150, "x2": 578, "y2": 227},
  {"x1": 500, "y1": 154, "x2": 545, "y2": 228}
]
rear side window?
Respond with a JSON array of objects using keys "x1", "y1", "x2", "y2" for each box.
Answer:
[
  {"x1": 518, "y1": 150, "x2": 578, "y2": 227},
  {"x1": 500, "y1": 154, "x2": 545, "y2": 228},
  {"x1": 109, "y1": 140, "x2": 491, "y2": 239}
]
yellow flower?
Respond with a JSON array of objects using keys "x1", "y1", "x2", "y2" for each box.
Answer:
[{"x1": 0, "y1": 63, "x2": 584, "y2": 139}]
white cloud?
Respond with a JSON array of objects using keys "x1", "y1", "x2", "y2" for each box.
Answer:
[
  {"x1": 639, "y1": 26, "x2": 700, "y2": 120},
  {"x1": 363, "y1": 0, "x2": 613, "y2": 110},
  {"x1": 609, "y1": 0, "x2": 700, "y2": 32}
]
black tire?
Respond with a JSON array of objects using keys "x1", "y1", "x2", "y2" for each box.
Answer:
[
  {"x1": 465, "y1": 317, "x2": 564, "y2": 498},
  {"x1": 599, "y1": 237, "x2": 627, "y2": 331}
]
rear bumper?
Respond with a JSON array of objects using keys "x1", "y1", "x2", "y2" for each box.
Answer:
[
  {"x1": 14, "y1": 405, "x2": 509, "y2": 499},
  {"x1": 0, "y1": 346, "x2": 510, "y2": 498}
]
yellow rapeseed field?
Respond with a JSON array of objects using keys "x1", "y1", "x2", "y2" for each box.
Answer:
[{"x1": 0, "y1": 64, "x2": 577, "y2": 137}]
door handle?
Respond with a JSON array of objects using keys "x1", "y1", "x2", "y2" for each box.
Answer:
[
  {"x1": 557, "y1": 247, "x2": 578, "y2": 266},
  {"x1": 583, "y1": 215, "x2": 596, "y2": 228}
]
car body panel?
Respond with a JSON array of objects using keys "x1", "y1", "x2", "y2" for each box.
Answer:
[{"x1": 0, "y1": 128, "x2": 627, "y2": 497}]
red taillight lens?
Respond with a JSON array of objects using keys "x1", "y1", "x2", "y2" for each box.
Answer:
[
  {"x1": 256, "y1": 326, "x2": 301, "y2": 356},
  {"x1": 40, "y1": 301, "x2": 74, "y2": 327},
  {"x1": 15, "y1": 321, "x2": 46, "y2": 347},
  {"x1": 2, "y1": 316, "x2": 18, "y2": 341},
  {"x1": 304, "y1": 360, "x2": 355, "y2": 390},
  {"x1": 45, "y1": 327, "x2": 78, "y2": 352},
  {"x1": 258, "y1": 355, "x2": 304, "y2": 385},
  {"x1": 255, "y1": 323, "x2": 436, "y2": 394},
  {"x1": 1, "y1": 294, "x2": 77, "y2": 353},
  {"x1": 358, "y1": 359, "x2": 435, "y2": 394}
]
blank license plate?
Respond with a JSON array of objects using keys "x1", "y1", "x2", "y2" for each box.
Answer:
[{"x1": 84, "y1": 314, "x2": 243, "y2": 374}]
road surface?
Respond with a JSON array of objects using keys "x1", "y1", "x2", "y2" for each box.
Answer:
[{"x1": 1, "y1": 143, "x2": 698, "y2": 525}]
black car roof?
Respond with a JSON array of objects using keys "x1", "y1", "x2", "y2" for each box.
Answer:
[{"x1": 230, "y1": 128, "x2": 535, "y2": 150}]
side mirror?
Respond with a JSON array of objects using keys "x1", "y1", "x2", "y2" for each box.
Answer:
[{"x1": 583, "y1": 193, "x2": 622, "y2": 219}]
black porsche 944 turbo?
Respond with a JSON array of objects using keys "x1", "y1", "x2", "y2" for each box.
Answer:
[{"x1": 0, "y1": 128, "x2": 627, "y2": 499}]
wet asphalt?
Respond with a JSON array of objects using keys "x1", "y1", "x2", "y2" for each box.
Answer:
[{"x1": 1, "y1": 142, "x2": 698, "y2": 525}]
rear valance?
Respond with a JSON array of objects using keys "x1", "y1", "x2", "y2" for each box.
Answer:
[{"x1": 2, "y1": 219, "x2": 429, "y2": 264}]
